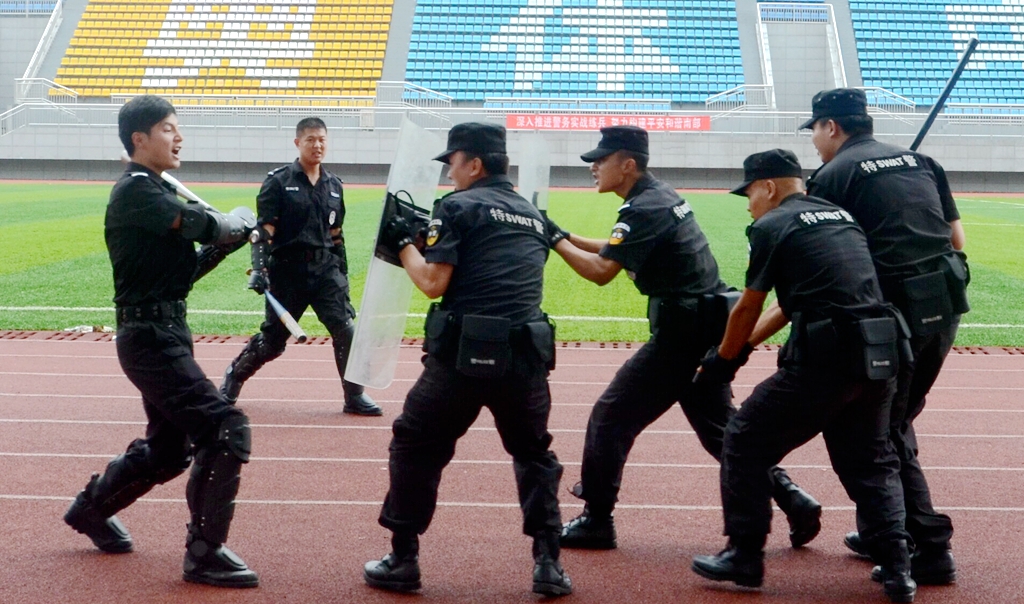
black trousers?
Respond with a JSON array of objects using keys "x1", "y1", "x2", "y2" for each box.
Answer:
[
  {"x1": 261, "y1": 254, "x2": 355, "y2": 361},
  {"x1": 578, "y1": 335, "x2": 733, "y2": 515},
  {"x1": 379, "y1": 350, "x2": 563, "y2": 537},
  {"x1": 722, "y1": 366, "x2": 909, "y2": 551},
  {"x1": 115, "y1": 317, "x2": 246, "y2": 477},
  {"x1": 863, "y1": 317, "x2": 959, "y2": 549}
]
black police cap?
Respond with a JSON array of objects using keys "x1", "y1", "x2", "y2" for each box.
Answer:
[
  {"x1": 433, "y1": 122, "x2": 507, "y2": 163},
  {"x1": 580, "y1": 125, "x2": 649, "y2": 162},
  {"x1": 799, "y1": 88, "x2": 869, "y2": 129},
  {"x1": 730, "y1": 149, "x2": 804, "y2": 196}
]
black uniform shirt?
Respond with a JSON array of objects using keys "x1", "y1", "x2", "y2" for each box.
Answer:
[
  {"x1": 806, "y1": 134, "x2": 959, "y2": 281},
  {"x1": 257, "y1": 160, "x2": 344, "y2": 254},
  {"x1": 746, "y1": 193, "x2": 884, "y2": 321},
  {"x1": 105, "y1": 163, "x2": 195, "y2": 306},
  {"x1": 424, "y1": 175, "x2": 548, "y2": 326},
  {"x1": 597, "y1": 173, "x2": 724, "y2": 298}
]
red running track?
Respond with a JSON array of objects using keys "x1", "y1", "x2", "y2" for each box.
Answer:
[{"x1": 1, "y1": 330, "x2": 1023, "y2": 604}]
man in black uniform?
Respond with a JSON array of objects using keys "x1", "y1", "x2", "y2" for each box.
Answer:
[
  {"x1": 219, "y1": 117, "x2": 382, "y2": 416},
  {"x1": 691, "y1": 149, "x2": 916, "y2": 603},
  {"x1": 803, "y1": 89, "x2": 967, "y2": 584},
  {"x1": 64, "y1": 95, "x2": 259, "y2": 587},
  {"x1": 546, "y1": 126, "x2": 821, "y2": 551},
  {"x1": 362, "y1": 123, "x2": 572, "y2": 597}
]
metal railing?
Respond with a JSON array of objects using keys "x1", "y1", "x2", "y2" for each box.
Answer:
[
  {"x1": 706, "y1": 85, "x2": 775, "y2": 115},
  {"x1": 484, "y1": 97, "x2": 672, "y2": 112},
  {"x1": 4, "y1": 100, "x2": 1024, "y2": 140},
  {"x1": 759, "y1": 3, "x2": 830, "y2": 23},
  {"x1": 0, "y1": 0, "x2": 56, "y2": 15},
  {"x1": 19, "y1": 0, "x2": 62, "y2": 83},
  {"x1": 14, "y1": 77, "x2": 77, "y2": 105}
]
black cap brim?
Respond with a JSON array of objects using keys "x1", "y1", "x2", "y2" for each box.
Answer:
[
  {"x1": 432, "y1": 149, "x2": 456, "y2": 163},
  {"x1": 580, "y1": 146, "x2": 617, "y2": 162},
  {"x1": 798, "y1": 116, "x2": 817, "y2": 130},
  {"x1": 729, "y1": 180, "x2": 754, "y2": 196}
]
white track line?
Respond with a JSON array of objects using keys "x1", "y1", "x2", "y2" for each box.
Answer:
[
  {"x1": 0, "y1": 306, "x2": 1018, "y2": 328},
  {"x1": 2, "y1": 452, "x2": 1021, "y2": 472},
  {"x1": 1, "y1": 494, "x2": 1021, "y2": 513},
  {"x1": 0, "y1": 418, "x2": 1021, "y2": 439}
]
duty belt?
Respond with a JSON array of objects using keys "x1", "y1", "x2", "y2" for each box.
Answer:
[{"x1": 116, "y1": 300, "x2": 187, "y2": 324}]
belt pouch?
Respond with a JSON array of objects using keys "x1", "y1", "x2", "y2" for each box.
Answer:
[
  {"x1": 423, "y1": 303, "x2": 454, "y2": 356},
  {"x1": 456, "y1": 315, "x2": 511, "y2": 378},
  {"x1": 700, "y1": 290, "x2": 741, "y2": 346},
  {"x1": 525, "y1": 318, "x2": 556, "y2": 371},
  {"x1": 804, "y1": 317, "x2": 837, "y2": 369},
  {"x1": 941, "y1": 253, "x2": 970, "y2": 315},
  {"x1": 856, "y1": 317, "x2": 899, "y2": 380},
  {"x1": 902, "y1": 271, "x2": 953, "y2": 336}
]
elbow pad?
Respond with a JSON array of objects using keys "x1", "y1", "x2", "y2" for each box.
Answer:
[
  {"x1": 202, "y1": 206, "x2": 257, "y2": 245},
  {"x1": 179, "y1": 203, "x2": 211, "y2": 241}
]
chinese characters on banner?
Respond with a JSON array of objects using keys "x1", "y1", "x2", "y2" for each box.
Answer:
[{"x1": 506, "y1": 114, "x2": 711, "y2": 131}]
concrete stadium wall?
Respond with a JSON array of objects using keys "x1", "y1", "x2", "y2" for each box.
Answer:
[
  {"x1": 1, "y1": 125, "x2": 1021, "y2": 193},
  {"x1": 0, "y1": 15, "x2": 49, "y2": 112}
]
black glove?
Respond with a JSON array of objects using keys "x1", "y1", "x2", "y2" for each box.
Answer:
[
  {"x1": 248, "y1": 268, "x2": 270, "y2": 295},
  {"x1": 546, "y1": 217, "x2": 570, "y2": 247},
  {"x1": 383, "y1": 215, "x2": 416, "y2": 254},
  {"x1": 693, "y1": 343, "x2": 754, "y2": 385}
]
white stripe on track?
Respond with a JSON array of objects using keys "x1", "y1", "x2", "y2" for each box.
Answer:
[
  {"x1": 1, "y1": 494, "x2": 1021, "y2": 513},
  {"x1": 0, "y1": 306, "x2": 1018, "y2": 328},
  {"x1": 0, "y1": 418, "x2": 1022, "y2": 439},
  {"x1": 4, "y1": 372, "x2": 1024, "y2": 391},
  {"x1": 2, "y1": 452, "x2": 1022, "y2": 472}
]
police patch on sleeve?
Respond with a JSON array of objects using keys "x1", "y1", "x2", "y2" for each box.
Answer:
[
  {"x1": 425, "y1": 219, "x2": 442, "y2": 246},
  {"x1": 328, "y1": 210, "x2": 336, "y2": 225},
  {"x1": 608, "y1": 222, "x2": 630, "y2": 245}
]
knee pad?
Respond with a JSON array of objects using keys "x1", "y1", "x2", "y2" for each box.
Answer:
[{"x1": 216, "y1": 414, "x2": 252, "y2": 463}]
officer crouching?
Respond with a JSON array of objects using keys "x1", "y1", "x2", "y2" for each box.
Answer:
[
  {"x1": 363, "y1": 123, "x2": 572, "y2": 597},
  {"x1": 690, "y1": 150, "x2": 917, "y2": 603}
]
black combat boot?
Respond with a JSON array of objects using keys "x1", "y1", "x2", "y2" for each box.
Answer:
[
  {"x1": 771, "y1": 467, "x2": 822, "y2": 548},
  {"x1": 364, "y1": 532, "x2": 421, "y2": 592},
  {"x1": 533, "y1": 531, "x2": 573, "y2": 596},
  {"x1": 560, "y1": 504, "x2": 616, "y2": 550},
  {"x1": 844, "y1": 531, "x2": 872, "y2": 558},
  {"x1": 64, "y1": 474, "x2": 133, "y2": 553},
  {"x1": 182, "y1": 528, "x2": 259, "y2": 588},
  {"x1": 871, "y1": 545, "x2": 956, "y2": 586},
  {"x1": 220, "y1": 335, "x2": 280, "y2": 404},
  {"x1": 335, "y1": 320, "x2": 383, "y2": 416},
  {"x1": 691, "y1": 537, "x2": 766, "y2": 588},
  {"x1": 871, "y1": 539, "x2": 916, "y2": 603}
]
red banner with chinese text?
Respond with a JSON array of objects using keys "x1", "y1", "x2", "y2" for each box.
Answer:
[{"x1": 506, "y1": 114, "x2": 711, "y2": 131}]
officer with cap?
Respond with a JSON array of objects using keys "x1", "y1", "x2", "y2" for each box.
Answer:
[
  {"x1": 64, "y1": 95, "x2": 259, "y2": 587},
  {"x1": 219, "y1": 117, "x2": 381, "y2": 416},
  {"x1": 363, "y1": 122, "x2": 572, "y2": 597},
  {"x1": 802, "y1": 88, "x2": 967, "y2": 584},
  {"x1": 546, "y1": 126, "x2": 821, "y2": 551},
  {"x1": 691, "y1": 149, "x2": 916, "y2": 603}
]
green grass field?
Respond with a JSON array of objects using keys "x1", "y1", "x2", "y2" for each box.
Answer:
[{"x1": 1, "y1": 182, "x2": 1022, "y2": 345}]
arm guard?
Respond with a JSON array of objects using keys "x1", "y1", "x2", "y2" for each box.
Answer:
[
  {"x1": 182, "y1": 205, "x2": 256, "y2": 245},
  {"x1": 250, "y1": 225, "x2": 271, "y2": 271}
]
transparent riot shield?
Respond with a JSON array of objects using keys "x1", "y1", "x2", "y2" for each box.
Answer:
[
  {"x1": 516, "y1": 131, "x2": 551, "y2": 213},
  {"x1": 344, "y1": 118, "x2": 444, "y2": 388}
]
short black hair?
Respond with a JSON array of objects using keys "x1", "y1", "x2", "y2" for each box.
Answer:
[
  {"x1": 623, "y1": 150, "x2": 649, "y2": 173},
  {"x1": 296, "y1": 117, "x2": 327, "y2": 137},
  {"x1": 119, "y1": 95, "x2": 175, "y2": 156},
  {"x1": 831, "y1": 114, "x2": 874, "y2": 137},
  {"x1": 464, "y1": 151, "x2": 510, "y2": 176}
]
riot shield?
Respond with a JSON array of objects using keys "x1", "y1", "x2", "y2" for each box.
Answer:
[
  {"x1": 516, "y1": 131, "x2": 551, "y2": 213},
  {"x1": 344, "y1": 118, "x2": 444, "y2": 388}
]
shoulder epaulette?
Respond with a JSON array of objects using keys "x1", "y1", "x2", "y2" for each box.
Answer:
[
  {"x1": 129, "y1": 172, "x2": 148, "y2": 177},
  {"x1": 267, "y1": 165, "x2": 288, "y2": 176}
]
